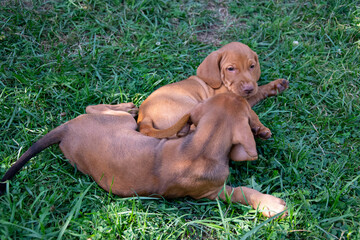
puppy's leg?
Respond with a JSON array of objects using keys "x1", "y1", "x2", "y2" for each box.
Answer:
[
  {"x1": 230, "y1": 110, "x2": 271, "y2": 161},
  {"x1": 247, "y1": 79, "x2": 289, "y2": 107},
  {"x1": 230, "y1": 118, "x2": 259, "y2": 161},
  {"x1": 248, "y1": 109, "x2": 272, "y2": 140},
  {"x1": 219, "y1": 186, "x2": 287, "y2": 218},
  {"x1": 86, "y1": 103, "x2": 138, "y2": 117}
]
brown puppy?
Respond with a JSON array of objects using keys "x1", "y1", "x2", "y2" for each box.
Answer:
[
  {"x1": 0, "y1": 93, "x2": 286, "y2": 218},
  {"x1": 87, "y1": 42, "x2": 288, "y2": 159}
]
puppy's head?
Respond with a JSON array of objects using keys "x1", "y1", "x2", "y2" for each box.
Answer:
[
  {"x1": 189, "y1": 93, "x2": 258, "y2": 159},
  {"x1": 189, "y1": 93, "x2": 251, "y2": 132},
  {"x1": 197, "y1": 42, "x2": 261, "y2": 98}
]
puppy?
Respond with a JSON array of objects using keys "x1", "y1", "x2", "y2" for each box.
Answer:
[{"x1": 1, "y1": 93, "x2": 286, "y2": 218}]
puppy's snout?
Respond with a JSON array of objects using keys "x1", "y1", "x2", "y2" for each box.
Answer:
[{"x1": 243, "y1": 84, "x2": 254, "y2": 95}]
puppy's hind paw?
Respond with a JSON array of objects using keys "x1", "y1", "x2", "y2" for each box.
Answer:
[
  {"x1": 113, "y1": 103, "x2": 139, "y2": 117},
  {"x1": 256, "y1": 194, "x2": 287, "y2": 219}
]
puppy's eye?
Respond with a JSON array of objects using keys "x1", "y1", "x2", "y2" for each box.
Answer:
[
  {"x1": 250, "y1": 64, "x2": 255, "y2": 69},
  {"x1": 227, "y1": 67, "x2": 235, "y2": 71}
]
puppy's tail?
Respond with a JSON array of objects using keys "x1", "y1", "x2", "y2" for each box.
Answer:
[
  {"x1": 0, "y1": 125, "x2": 67, "y2": 195},
  {"x1": 140, "y1": 113, "x2": 191, "y2": 139}
]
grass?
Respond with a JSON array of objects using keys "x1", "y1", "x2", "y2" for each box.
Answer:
[{"x1": 0, "y1": 0, "x2": 359, "y2": 239}]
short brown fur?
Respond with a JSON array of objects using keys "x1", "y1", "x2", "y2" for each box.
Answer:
[
  {"x1": 1, "y1": 94, "x2": 286, "y2": 218},
  {"x1": 86, "y1": 42, "x2": 288, "y2": 159}
]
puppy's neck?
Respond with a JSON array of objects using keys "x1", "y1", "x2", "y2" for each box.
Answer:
[
  {"x1": 191, "y1": 76, "x2": 228, "y2": 97},
  {"x1": 213, "y1": 84, "x2": 229, "y2": 95},
  {"x1": 190, "y1": 112, "x2": 233, "y2": 162}
]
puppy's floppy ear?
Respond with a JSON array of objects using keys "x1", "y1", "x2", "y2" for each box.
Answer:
[
  {"x1": 196, "y1": 51, "x2": 223, "y2": 89},
  {"x1": 253, "y1": 51, "x2": 261, "y2": 80}
]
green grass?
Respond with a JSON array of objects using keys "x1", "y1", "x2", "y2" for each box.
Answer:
[{"x1": 0, "y1": 0, "x2": 359, "y2": 239}]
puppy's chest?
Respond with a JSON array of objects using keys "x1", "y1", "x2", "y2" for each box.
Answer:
[
  {"x1": 161, "y1": 161, "x2": 229, "y2": 198},
  {"x1": 194, "y1": 160, "x2": 229, "y2": 183},
  {"x1": 176, "y1": 158, "x2": 229, "y2": 186}
]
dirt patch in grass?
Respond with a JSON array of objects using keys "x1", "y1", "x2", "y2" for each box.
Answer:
[{"x1": 196, "y1": 1, "x2": 246, "y2": 46}]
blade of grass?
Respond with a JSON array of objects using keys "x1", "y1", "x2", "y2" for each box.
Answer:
[{"x1": 57, "y1": 183, "x2": 93, "y2": 240}]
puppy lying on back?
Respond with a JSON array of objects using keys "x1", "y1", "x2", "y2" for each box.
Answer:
[{"x1": 0, "y1": 93, "x2": 287, "y2": 218}]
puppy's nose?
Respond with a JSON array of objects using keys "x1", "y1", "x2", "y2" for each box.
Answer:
[{"x1": 243, "y1": 85, "x2": 254, "y2": 95}]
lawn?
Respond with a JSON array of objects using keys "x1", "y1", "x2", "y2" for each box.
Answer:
[{"x1": 0, "y1": 0, "x2": 359, "y2": 239}]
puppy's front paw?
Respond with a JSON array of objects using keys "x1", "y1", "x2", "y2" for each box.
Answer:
[
  {"x1": 258, "y1": 127, "x2": 272, "y2": 139},
  {"x1": 274, "y1": 79, "x2": 289, "y2": 94},
  {"x1": 252, "y1": 126, "x2": 272, "y2": 140},
  {"x1": 267, "y1": 79, "x2": 289, "y2": 96}
]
